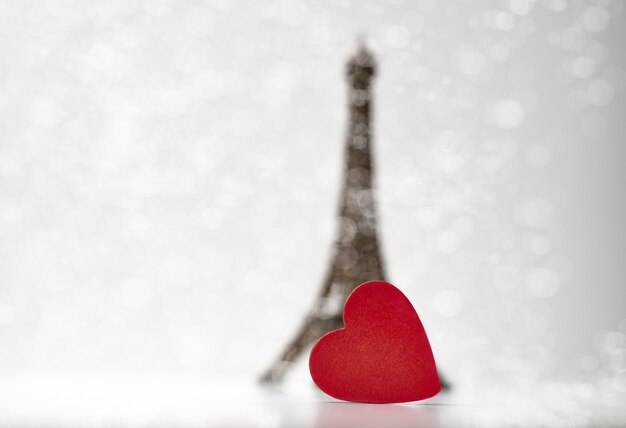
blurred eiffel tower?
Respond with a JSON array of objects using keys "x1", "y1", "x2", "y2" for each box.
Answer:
[{"x1": 260, "y1": 41, "x2": 448, "y2": 390}]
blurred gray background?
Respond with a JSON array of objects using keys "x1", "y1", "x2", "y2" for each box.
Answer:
[{"x1": 0, "y1": 0, "x2": 624, "y2": 419}]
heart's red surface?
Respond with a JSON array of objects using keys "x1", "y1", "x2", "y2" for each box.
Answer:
[{"x1": 308, "y1": 281, "x2": 440, "y2": 403}]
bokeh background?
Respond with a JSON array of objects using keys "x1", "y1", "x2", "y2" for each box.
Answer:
[{"x1": 0, "y1": 0, "x2": 625, "y2": 425}]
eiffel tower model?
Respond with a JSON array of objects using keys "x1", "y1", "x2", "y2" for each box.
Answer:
[{"x1": 260, "y1": 42, "x2": 448, "y2": 390}]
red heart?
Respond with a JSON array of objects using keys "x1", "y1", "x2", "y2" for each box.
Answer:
[{"x1": 309, "y1": 280, "x2": 440, "y2": 403}]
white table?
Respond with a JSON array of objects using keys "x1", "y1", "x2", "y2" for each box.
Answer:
[{"x1": 1, "y1": 373, "x2": 624, "y2": 427}]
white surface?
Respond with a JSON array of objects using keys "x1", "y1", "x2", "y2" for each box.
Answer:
[{"x1": 1, "y1": 374, "x2": 624, "y2": 428}]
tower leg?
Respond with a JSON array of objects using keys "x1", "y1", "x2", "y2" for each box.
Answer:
[{"x1": 259, "y1": 313, "x2": 343, "y2": 385}]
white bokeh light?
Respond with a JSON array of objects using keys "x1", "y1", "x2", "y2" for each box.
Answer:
[
  {"x1": 509, "y1": 0, "x2": 532, "y2": 16},
  {"x1": 586, "y1": 79, "x2": 615, "y2": 106},
  {"x1": 489, "y1": 98, "x2": 525, "y2": 129},
  {"x1": 528, "y1": 268, "x2": 561, "y2": 298},
  {"x1": 570, "y1": 56, "x2": 595, "y2": 78},
  {"x1": 516, "y1": 198, "x2": 555, "y2": 228},
  {"x1": 582, "y1": 6, "x2": 610, "y2": 33},
  {"x1": 530, "y1": 236, "x2": 551, "y2": 255}
]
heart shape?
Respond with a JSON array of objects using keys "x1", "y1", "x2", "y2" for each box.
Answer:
[{"x1": 309, "y1": 281, "x2": 440, "y2": 403}]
